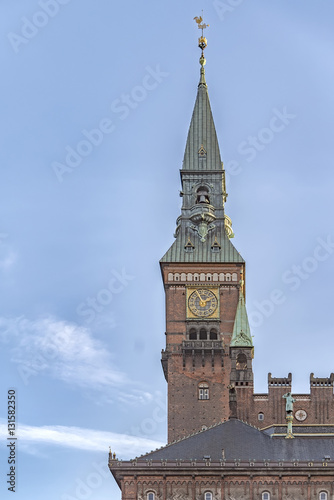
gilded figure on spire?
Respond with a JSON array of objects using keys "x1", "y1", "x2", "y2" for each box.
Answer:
[
  {"x1": 194, "y1": 14, "x2": 209, "y2": 53},
  {"x1": 194, "y1": 16, "x2": 210, "y2": 31}
]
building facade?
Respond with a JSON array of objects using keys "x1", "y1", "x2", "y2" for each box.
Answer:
[{"x1": 110, "y1": 31, "x2": 334, "y2": 500}]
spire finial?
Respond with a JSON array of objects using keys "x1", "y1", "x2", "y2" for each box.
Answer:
[{"x1": 194, "y1": 13, "x2": 209, "y2": 68}]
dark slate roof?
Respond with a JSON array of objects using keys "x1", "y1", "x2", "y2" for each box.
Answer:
[{"x1": 140, "y1": 420, "x2": 334, "y2": 462}]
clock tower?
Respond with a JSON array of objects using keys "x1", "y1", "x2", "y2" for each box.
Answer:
[
  {"x1": 109, "y1": 23, "x2": 334, "y2": 500},
  {"x1": 160, "y1": 39, "x2": 253, "y2": 443}
]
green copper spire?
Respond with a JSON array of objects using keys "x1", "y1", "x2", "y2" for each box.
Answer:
[
  {"x1": 160, "y1": 18, "x2": 243, "y2": 264},
  {"x1": 230, "y1": 284, "x2": 253, "y2": 347}
]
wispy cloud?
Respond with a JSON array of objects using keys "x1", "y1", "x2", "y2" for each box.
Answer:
[
  {"x1": 117, "y1": 390, "x2": 154, "y2": 406},
  {"x1": 0, "y1": 316, "x2": 156, "y2": 408},
  {"x1": 0, "y1": 316, "x2": 127, "y2": 389},
  {"x1": 0, "y1": 420, "x2": 164, "y2": 458}
]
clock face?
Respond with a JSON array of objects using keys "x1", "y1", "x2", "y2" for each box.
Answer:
[
  {"x1": 295, "y1": 409, "x2": 307, "y2": 422},
  {"x1": 188, "y1": 289, "x2": 218, "y2": 317}
]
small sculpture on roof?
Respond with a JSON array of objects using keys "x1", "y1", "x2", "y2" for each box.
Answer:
[{"x1": 283, "y1": 392, "x2": 296, "y2": 413}]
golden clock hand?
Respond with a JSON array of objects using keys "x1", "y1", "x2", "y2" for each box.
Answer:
[
  {"x1": 203, "y1": 296, "x2": 213, "y2": 304},
  {"x1": 195, "y1": 290, "x2": 206, "y2": 307}
]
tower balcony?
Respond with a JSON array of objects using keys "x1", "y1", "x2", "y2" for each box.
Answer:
[
  {"x1": 182, "y1": 340, "x2": 224, "y2": 368},
  {"x1": 189, "y1": 204, "x2": 216, "y2": 224},
  {"x1": 182, "y1": 340, "x2": 224, "y2": 351}
]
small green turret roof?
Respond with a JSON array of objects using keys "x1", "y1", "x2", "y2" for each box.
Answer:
[{"x1": 230, "y1": 286, "x2": 253, "y2": 347}]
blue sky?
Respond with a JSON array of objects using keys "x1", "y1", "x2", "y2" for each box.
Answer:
[{"x1": 1, "y1": 1, "x2": 334, "y2": 499}]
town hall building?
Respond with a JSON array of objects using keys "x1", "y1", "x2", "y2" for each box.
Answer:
[{"x1": 109, "y1": 21, "x2": 334, "y2": 500}]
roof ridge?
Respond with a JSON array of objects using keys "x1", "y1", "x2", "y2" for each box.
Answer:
[{"x1": 135, "y1": 419, "x2": 262, "y2": 460}]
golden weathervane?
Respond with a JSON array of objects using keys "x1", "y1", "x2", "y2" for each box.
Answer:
[{"x1": 194, "y1": 15, "x2": 209, "y2": 53}]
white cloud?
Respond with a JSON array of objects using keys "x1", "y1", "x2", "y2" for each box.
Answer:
[
  {"x1": 117, "y1": 390, "x2": 154, "y2": 406},
  {"x1": 0, "y1": 420, "x2": 164, "y2": 459},
  {"x1": 0, "y1": 316, "x2": 127, "y2": 389},
  {"x1": 0, "y1": 316, "x2": 156, "y2": 408}
]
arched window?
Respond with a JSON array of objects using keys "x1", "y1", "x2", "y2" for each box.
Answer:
[
  {"x1": 258, "y1": 412, "x2": 264, "y2": 421},
  {"x1": 236, "y1": 353, "x2": 247, "y2": 370},
  {"x1": 262, "y1": 493, "x2": 270, "y2": 500},
  {"x1": 199, "y1": 328, "x2": 207, "y2": 340},
  {"x1": 189, "y1": 328, "x2": 197, "y2": 340},
  {"x1": 196, "y1": 186, "x2": 210, "y2": 204},
  {"x1": 319, "y1": 492, "x2": 328, "y2": 500},
  {"x1": 209, "y1": 329, "x2": 218, "y2": 340},
  {"x1": 198, "y1": 382, "x2": 209, "y2": 400},
  {"x1": 204, "y1": 493, "x2": 213, "y2": 500},
  {"x1": 147, "y1": 493, "x2": 155, "y2": 500}
]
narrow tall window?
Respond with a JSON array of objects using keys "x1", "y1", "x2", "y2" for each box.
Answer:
[
  {"x1": 199, "y1": 328, "x2": 207, "y2": 340},
  {"x1": 319, "y1": 493, "x2": 328, "y2": 500},
  {"x1": 189, "y1": 328, "x2": 197, "y2": 340},
  {"x1": 199, "y1": 382, "x2": 209, "y2": 400},
  {"x1": 262, "y1": 492, "x2": 270, "y2": 500},
  {"x1": 147, "y1": 493, "x2": 155, "y2": 500},
  {"x1": 236, "y1": 353, "x2": 247, "y2": 370},
  {"x1": 210, "y1": 328, "x2": 218, "y2": 340},
  {"x1": 205, "y1": 492, "x2": 213, "y2": 500}
]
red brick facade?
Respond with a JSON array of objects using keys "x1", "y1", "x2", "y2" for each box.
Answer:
[
  {"x1": 247, "y1": 374, "x2": 334, "y2": 429},
  {"x1": 109, "y1": 39, "x2": 334, "y2": 500},
  {"x1": 110, "y1": 459, "x2": 334, "y2": 500},
  {"x1": 161, "y1": 263, "x2": 244, "y2": 442},
  {"x1": 160, "y1": 263, "x2": 334, "y2": 442}
]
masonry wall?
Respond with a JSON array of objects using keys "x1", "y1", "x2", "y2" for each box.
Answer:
[
  {"x1": 162, "y1": 263, "x2": 243, "y2": 442},
  {"x1": 161, "y1": 264, "x2": 334, "y2": 439},
  {"x1": 248, "y1": 384, "x2": 334, "y2": 428},
  {"x1": 118, "y1": 471, "x2": 334, "y2": 500}
]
